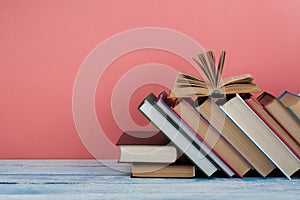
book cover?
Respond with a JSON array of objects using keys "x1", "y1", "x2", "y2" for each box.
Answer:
[{"x1": 116, "y1": 131, "x2": 169, "y2": 146}]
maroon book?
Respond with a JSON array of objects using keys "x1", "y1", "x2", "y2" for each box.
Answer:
[{"x1": 116, "y1": 131, "x2": 170, "y2": 146}]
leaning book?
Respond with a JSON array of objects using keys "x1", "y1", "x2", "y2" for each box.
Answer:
[
  {"x1": 220, "y1": 94, "x2": 300, "y2": 179},
  {"x1": 258, "y1": 92, "x2": 300, "y2": 145},
  {"x1": 195, "y1": 97, "x2": 275, "y2": 177},
  {"x1": 244, "y1": 95, "x2": 300, "y2": 159},
  {"x1": 138, "y1": 93, "x2": 218, "y2": 177},
  {"x1": 155, "y1": 91, "x2": 236, "y2": 177},
  {"x1": 173, "y1": 98, "x2": 251, "y2": 178}
]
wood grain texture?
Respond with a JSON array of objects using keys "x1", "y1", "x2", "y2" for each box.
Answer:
[{"x1": 0, "y1": 160, "x2": 299, "y2": 200}]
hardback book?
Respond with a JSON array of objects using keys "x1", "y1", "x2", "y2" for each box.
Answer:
[
  {"x1": 118, "y1": 145, "x2": 177, "y2": 163},
  {"x1": 155, "y1": 91, "x2": 235, "y2": 177},
  {"x1": 244, "y1": 95, "x2": 300, "y2": 159},
  {"x1": 116, "y1": 131, "x2": 170, "y2": 146},
  {"x1": 195, "y1": 97, "x2": 276, "y2": 177},
  {"x1": 258, "y1": 92, "x2": 300, "y2": 146},
  {"x1": 138, "y1": 93, "x2": 218, "y2": 177},
  {"x1": 220, "y1": 94, "x2": 300, "y2": 179},
  {"x1": 278, "y1": 91, "x2": 300, "y2": 120},
  {"x1": 116, "y1": 131, "x2": 177, "y2": 163},
  {"x1": 173, "y1": 98, "x2": 252, "y2": 178},
  {"x1": 169, "y1": 50, "x2": 262, "y2": 98},
  {"x1": 131, "y1": 163, "x2": 195, "y2": 178}
]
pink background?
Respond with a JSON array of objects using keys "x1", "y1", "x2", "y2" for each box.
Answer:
[{"x1": 1, "y1": 0, "x2": 299, "y2": 159}]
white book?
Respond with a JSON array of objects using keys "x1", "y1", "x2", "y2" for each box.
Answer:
[
  {"x1": 220, "y1": 94, "x2": 300, "y2": 179},
  {"x1": 139, "y1": 95, "x2": 218, "y2": 177}
]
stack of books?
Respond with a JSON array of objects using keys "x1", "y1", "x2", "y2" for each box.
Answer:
[
  {"x1": 116, "y1": 131, "x2": 196, "y2": 178},
  {"x1": 117, "y1": 50, "x2": 300, "y2": 179}
]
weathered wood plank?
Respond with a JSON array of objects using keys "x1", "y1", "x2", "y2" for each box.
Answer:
[
  {"x1": 0, "y1": 160, "x2": 130, "y2": 175},
  {"x1": 0, "y1": 160, "x2": 299, "y2": 200}
]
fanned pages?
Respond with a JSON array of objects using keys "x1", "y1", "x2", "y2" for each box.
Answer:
[{"x1": 170, "y1": 50, "x2": 263, "y2": 98}]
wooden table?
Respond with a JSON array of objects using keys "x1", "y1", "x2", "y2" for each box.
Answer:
[{"x1": 0, "y1": 160, "x2": 299, "y2": 199}]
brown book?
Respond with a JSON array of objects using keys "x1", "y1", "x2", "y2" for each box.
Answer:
[
  {"x1": 196, "y1": 97, "x2": 275, "y2": 177},
  {"x1": 169, "y1": 50, "x2": 262, "y2": 98},
  {"x1": 220, "y1": 94, "x2": 300, "y2": 179},
  {"x1": 279, "y1": 91, "x2": 300, "y2": 120},
  {"x1": 173, "y1": 99, "x2": 252, "y2": 178},
  {"x1": 258, "y1": 92, "x2": 300, "y2": 146},
  {"x1": 245, "y1": 96, "x2": 300, "y2": 159},
  {"x1": 116, "y1": 131, "x2": 169, "y2": 145},
  {"x1": 132, "y1": 163, "x2": 195, "y2": 178}
]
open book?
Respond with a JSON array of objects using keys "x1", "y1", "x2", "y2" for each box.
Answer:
[{"x1": 170, "y1": 50, "x2": 263, "y2": 98}]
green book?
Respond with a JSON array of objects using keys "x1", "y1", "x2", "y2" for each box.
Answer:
[{"x1": 138, "y1": 93, "x2": 218, "y2": 177}]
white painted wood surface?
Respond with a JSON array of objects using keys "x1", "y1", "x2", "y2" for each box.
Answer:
[{"x1": 0, "y1": 160, "x2": 299, "y2": 200}]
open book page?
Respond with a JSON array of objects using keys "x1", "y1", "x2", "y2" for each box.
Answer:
[
  {"x1": 175, "y1": 73, "x2": 211, "y2": 88},
  {"x1": 222, "y1": 74, "x2": 253, "y2": 86},
  {"x1": 170, "y1": 50, "x2": 262, "y2": 98},
  {"x1": 169, "y1": 85, "x2": 209, "y2": 98},
  {"x1": 221, "y1": 84, "x2": 263, "y2": 94}
]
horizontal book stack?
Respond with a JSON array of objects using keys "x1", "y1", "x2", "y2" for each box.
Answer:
[
  {"x1": 117, "y1": 50, "x2": 300, "y2": 179},
  {"x1": 117, "y1": 131, "x2": 196, "y2": 178}
]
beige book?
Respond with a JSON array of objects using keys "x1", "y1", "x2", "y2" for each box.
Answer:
[
  {"x1": 132, "y1": 164, "x2": 195, "y2": 178},
  {"x1": 196, "y1": 98, "x2": 275, "y2": 177},
  {"x1": 221, "y1": 94, "x2": 300, "y2": 179},
  {"x1": 246, "y1": 97, "x2": 300, "y2": 159},
  {"x1": 119, "y1": 145, "x2": 177, "y2": 163},
  {"x1": 173, "y1": 100, "x2": 251, "y2": 177}
]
